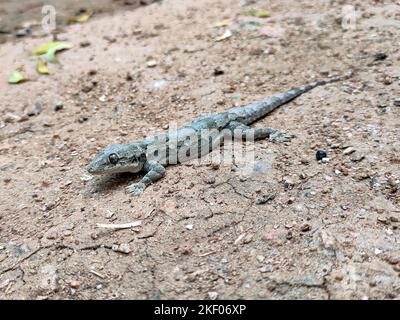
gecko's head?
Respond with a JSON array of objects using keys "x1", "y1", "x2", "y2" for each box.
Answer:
[{"x1": 87, "y1": 143, "x2": 146, "y2": 175}]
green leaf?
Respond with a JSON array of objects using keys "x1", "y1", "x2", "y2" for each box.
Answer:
[
  {"x1": 36, "y1": 58, "x2": 49, "y2": 74},
  {"x1": 45, "y1": 42, "x2": 73, "y2": 63},
  {"x1": 32, "y1": 41, "x2": 62, "y2": 55},
  {"x1": 8, "y1": 70, "x2": 28, "y2": 84},
  {"x1": 244, "y1": 8, "x2": 271, "y2": 18},
  {"x1": 67, "y1": 12, "x2": 93, "y2": 24}
]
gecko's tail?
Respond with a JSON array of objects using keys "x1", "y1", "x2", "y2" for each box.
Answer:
[
  {"x1": 276, "y1": 69, "x2": 354, "y2": 102},
  {"x1": 230, "y1": 70, "x2": 353, "y2": 125},
  {"x1": 305, "y1": 70, "x2": 353, "y2": 90}
]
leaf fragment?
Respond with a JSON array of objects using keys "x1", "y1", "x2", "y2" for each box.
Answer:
[
  {"x1": 36, "y1": 58, "x2": 49, "y2": 74},
  {"x1": 244, "y1": 8, "x2": 271, "y2": 18},
  {"x1": 67, "y1": 12, "x2": 93, "y2": 24},
  {"x1": 32, "y1": 41, "x2": 62, "y2": 55},
  {"x1": 215, "y1": 29, "x2": 232, "y2": 42},
  {"x1": 45, "y1": 42, "x2": 73, "y2": 63},
  {"x1": 8, "y1": 70, "x2": 28, "y2": 84}
]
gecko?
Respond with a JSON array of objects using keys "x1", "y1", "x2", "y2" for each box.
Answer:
[{"x1": 87, "y1": 72, "x2": 351, "y2": 196}]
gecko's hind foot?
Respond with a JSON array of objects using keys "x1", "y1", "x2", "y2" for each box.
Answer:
[
  {"x1": 126, "y1": 182, "x2": 146, "y2": 196},
  {"x1": 269, "y1": 131, "x2": 295, "y2": 144}
]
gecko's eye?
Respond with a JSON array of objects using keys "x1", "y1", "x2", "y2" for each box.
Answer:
[{"x1": 109, "y1": 153, "x2": 119, "y2": 164}]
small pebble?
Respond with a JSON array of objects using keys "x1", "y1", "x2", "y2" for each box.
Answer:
[
  {"x1": 65, "y1": 223, "x2": 75, "y2": 230},
  {"x1": 119, "y1": 243, "x2": 131, "y2": 254},
  {"x1": 256, "y1": 255, "x2": 265, "y2": 263},
  {"x1": 69, "y1": 280, "x2": 81, "y2": 289},
  {"x1": 255, "y1": 193, "x2": 276, "y2": 204},
  {"x1": 388, "y1": 177, "x2": 398, "y2": 188},
  {"x1": 203, "y1": 175, "x2": 216, "y2": 184},
  {"x1": 90, "y1": 232, "x2": 99, "y2": 240},
  {"x1": 300, "y1": 158, "x2": 309, "y2": 165},
  {"x1": 15, "y1": 27, "x2": 31, "y2": 37},
  {"x1": 383, "y1": 76, "x2": 393, "y2": 85},
  {"x1": 316, "y1": 150, "x2": 327, "y2": 161},
  {"x1": 112, "y1": 243, "x2": 131, "y2": 254},
  {"x1": 208, "y1": 292, "x2": 218, "y2": 300},
  {"x1": 243, "y1": 234, "x2": 253, "y2": 244},
  {"x1": 126, "y1": 72, "x2": 133, "y2": 81},
  {"x1": 210, "y1": 162, "x2": 220, "y2": 170},
  {"x1": 259, "y1": 265, "x2": 272, "y2": 273},
  {"x1": 213, "y1": 67, "x2": 224, "y2": 76},
  {"x1": 54, "y1": 102, "x2": 63, "y2": 112},
  {"x1": 299, "y1": 172, "x2": 307, "y2": 179},
  {"x1": 80, "y1": 173, "x2": 93, "y2": 182},
  {"x1": 82, "y1": 83, "x2": 93, "y2": 93},
  {"x1": 146, "y1": 60, "x2": 157, "y2": 67},
  {"x1": 287, "y1": 197, "x2": 295, "y2": 204},
  {"x1": 78, "y1": 116, "x2": 88, "y2": 123},
  {"x1": 389, "y1": 216, "x2": 399, "y2": 223},
  {"x1": 80, "y1": 41, "x2": 91, "y2": 47},
  {"x1": 377, "y1": 217, "x2": 389, "y2": 225},
  {"x1": 300, "y1": 224, "x2": 311, "y2": 232},
  {"x1": 105, "y1": 210, "x2": 114, "y2": 219},
  {"x1": 283, "y1": 177, "x2": 294, "y2": 189},
  {"x1": 350, "y1": 152, "x2": 365, "y2": 162},
  {"x1": 374, "y1": 52, "x2": 388, "y2": 61}
]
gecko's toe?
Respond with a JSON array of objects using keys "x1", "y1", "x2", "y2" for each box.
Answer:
[{"x1": 126, "y1": 182, "x2": 145, "y2": 196}]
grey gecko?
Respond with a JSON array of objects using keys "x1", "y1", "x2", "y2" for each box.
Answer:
[{"x1": 88, "y1": 72, "x2": 351, "y2": 196}]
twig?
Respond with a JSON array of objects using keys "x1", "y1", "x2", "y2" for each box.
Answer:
[
  {"x1": 196, "y1": 250, "x2": 217, "y2": 257},
  {"x1": 96, "y1": 221, "x2": 142, "y2": 230},
  {"x1": 89, "y1": 270, "x2": 106, "y2": 279}
]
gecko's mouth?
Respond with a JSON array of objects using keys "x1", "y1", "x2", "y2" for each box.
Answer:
[
  {"x1": 87, "y1": 159, "x2": 106, "y2": 175},
  {"x1": 87, "y1": 162, "x2": 139, "y2": 175},
  {"x1": 87, "y1": 165, "x2": 101, "y2": 175}
]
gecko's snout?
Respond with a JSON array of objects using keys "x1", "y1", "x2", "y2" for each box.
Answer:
[
  {"x1": 87, "y1": 159, "x2": 101, "y2": 175},
  {"x1": 87, "y1": 163, "x2": 96, "y2": 174},
  {"x1": 87, "y1": 165, "x2": 94, "y2": 174}
]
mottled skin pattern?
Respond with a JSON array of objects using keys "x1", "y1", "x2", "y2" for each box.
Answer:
[{"x1": 88, "y1": 73, "x2": 351, "y2": 196}]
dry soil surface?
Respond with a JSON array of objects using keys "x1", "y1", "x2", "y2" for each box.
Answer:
[
  {"x1": 0, "y1": 0, "x2": 399, "y2": 299},
  {"x1": 0, "y1": 0, "x2": 156, "y2": 42}
]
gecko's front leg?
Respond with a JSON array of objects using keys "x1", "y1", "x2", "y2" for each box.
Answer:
[{"x1": 126, "y1": 161, "x2": 166, "y2": 196}]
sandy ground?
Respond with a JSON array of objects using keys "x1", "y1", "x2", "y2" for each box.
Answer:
[
  {"x1": 0, "y1": 0, "x2": 155, "y2": 42},
  {"x1": 0, "y1": 0, "x2": 399, "y2": 300}
]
